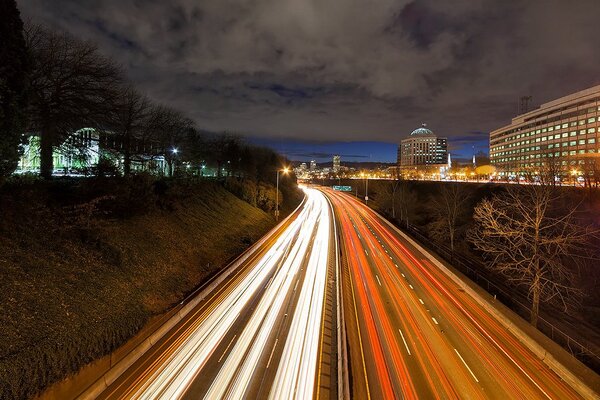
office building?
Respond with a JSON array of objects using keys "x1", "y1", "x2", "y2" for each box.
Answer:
[
  {"x1": 398, "y1": 124, "x2": 448, "y2": 168},
  {"x1": 490, "y1": 85, "x2": 600, "y2": 179},
  {"x1": 333, "y1": 155, "x2": 341, "y2": 173}
]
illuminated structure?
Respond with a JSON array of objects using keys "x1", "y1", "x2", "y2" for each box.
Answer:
[
  {"x1": 490, "y1": 85, "x2": 600, "y2": 179},
  {"x1": 309, "y1": 160, "x2": 317, "y2": 171},
  {"x1": 16, "y1": 128, "x2": 167, "y2": 175},
  {"x1": 398, "y1": 124, "x2": 448, "y2": 175},
  {"x1": 332, "y1": 155, "x2": 341, "y2": 173}
]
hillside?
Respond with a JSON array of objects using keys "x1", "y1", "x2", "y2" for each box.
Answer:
[{"x1": 0, "y1": 177, "x2": 300, "y2": 399}]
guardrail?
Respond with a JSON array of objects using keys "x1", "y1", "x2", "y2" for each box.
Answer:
[{"x1": 402, "y1": 223, "x2": 600, "y2": 373}]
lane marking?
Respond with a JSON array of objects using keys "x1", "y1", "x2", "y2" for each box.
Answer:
[
  {"x1": 376, "y1": 275, "x2": 382, "y2": 286},
  {"x1": 218, "y1": 335, "x2": 237, "y2": 363},
  {"x1": 409, "y1": 284, "x2": 414, "y2": 289},
  {"x1": 394, "y1": 264, "x2": 399, "y2": 268},
  {"x1": 432, "y1": 317, "x2": 439, "y2": 325},
  {"x1": 419, "y1": 299, "x2": 424, "y2": 305},
  {"x1": 454, "y1": 348, "x2": 479, "y2": 383},
  {"x1": 365, "y1": 249, "x2": 369, "y2": 256},
  {"x1": 398, "y1": 329, "x2": 411, "y2": 355},
  {"x1": 401, "y1": 273, "x2": 405, "y2": 278},
  {"x1": 267, "y1": 338, "x2": 279, "y2": 369},
  {"x1": 294, "y1": 279, "x2": 299, "y2": 292}
]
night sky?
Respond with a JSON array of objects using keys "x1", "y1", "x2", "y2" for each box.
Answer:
[{"x1": 17, "y1": 0, "x2": 600, "y2": 162}]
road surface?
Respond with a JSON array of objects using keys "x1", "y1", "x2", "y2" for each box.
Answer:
[
  {"x1": 324, "y1": 188, "x2": 583, "y2": 400},
  {"x1": 96, "y1": 188, "x2": 338, "y2": 400}
]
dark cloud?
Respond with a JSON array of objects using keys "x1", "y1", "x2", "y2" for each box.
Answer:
[{"x1": 17, "y1": 0, "x2": 600, "y2": 158}]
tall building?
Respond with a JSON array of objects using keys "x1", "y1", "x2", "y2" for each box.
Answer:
[
  {"x1": 490, "y1": 85, "x2": 600, "y2": 178},
  {"x1": 332, "y1": 155, "x2": 341, "y2": 173},
  {"x1": 398, "y1": 124, "x2": 448, "y2": 168},
  {"x1": 310, "y1": 160, "x2": 317, "y2": 171}
]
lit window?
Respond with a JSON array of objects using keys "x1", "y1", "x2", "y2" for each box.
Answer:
[
  {"x1": 554, "y1": 134, "x2": 561, "y2": 140},
  {"x1": 579, "y1": 139, "x2": 585, "y2": 145},
  {"x1": 562, "y1": 123, "x2": 569, "y2": 128},
  {"x1": 570, "y1": 131, "x2": 576, "y2": 136},
  {"x1": 588, "y1": 138, "x2": 596, "y2": 144},
  {"x1": 579, "y1": 120, "x2": 585, "y2": 125},
  {"x1": 588, "y1": 117, "x2": 596, "y2": 123},
  {"x1": 562, "y1": 133, "x2": 568, "y2": 138},
  {"x1": 548, "y1": 126, "x2": 554, "y2": 132},
  {"x1": 588, "y1": 128, "x2": 596, "y2": 133},
  {"x1": 569, "y1": 141, "x2": 576, "y2": 146}
]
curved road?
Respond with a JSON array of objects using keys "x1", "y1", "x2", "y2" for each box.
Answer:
[
  {"x1": 95, "y1": 188, "x2": 337, "y2": 400},
  {"x1": 325, "y1": 188, "x2": 583, "y2": 400}
]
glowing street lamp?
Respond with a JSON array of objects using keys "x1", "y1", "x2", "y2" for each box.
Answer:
[{"x1": 276, "y1": 167, "x2": 290, "y2": 221}]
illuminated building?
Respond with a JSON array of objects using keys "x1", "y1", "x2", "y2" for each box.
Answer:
[
  {"x1": 332, "y1": 155, "x2": 341, "y2": 173},
  {"x1": 398, "y1": 124, "x2": 448, "y2": 169},
  {"x1": 490, "y1": 85, "x2": 600, "y2": 179}
]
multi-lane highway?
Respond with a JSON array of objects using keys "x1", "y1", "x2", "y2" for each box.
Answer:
[
  {"x1": 325, "y1": 188, "x2": 584, "y2": 399},
  {"x1": 86, "y1": 184, "x2": 593, "y2": 400},
  {"x1": 95, "y1": 188, "x2": 338, "y2": 400}
]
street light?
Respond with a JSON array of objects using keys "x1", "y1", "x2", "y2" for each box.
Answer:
[
  {"x1": 276, "y1": 167, "x2": 290, "y2": 221},
  {"x1": 361, "y1": 172, "x2": 369, "y2": 205}
]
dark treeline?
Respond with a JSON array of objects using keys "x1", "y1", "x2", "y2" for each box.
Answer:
[{"x1": 0, "y1": 0, "x2": 291, "y2": 196}]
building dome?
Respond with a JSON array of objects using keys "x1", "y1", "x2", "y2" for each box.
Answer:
[{"x1": 410, "y1": 124, "x2": 434, "y2": 136}]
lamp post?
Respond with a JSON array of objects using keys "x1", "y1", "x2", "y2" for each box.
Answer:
[
  {"x1": 361, "y1": 173, "x2": 369, "y2": 205},
  {"x1": 276, "y1": 167, "x2": 289, "y2": 221},
  {"x1": 170, "y1": 147, "x2": 178, "y2": 177}
]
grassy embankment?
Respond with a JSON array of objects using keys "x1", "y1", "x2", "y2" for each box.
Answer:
[{"x1": 0, "y1": 176, "x2": 301, "y2": 399}]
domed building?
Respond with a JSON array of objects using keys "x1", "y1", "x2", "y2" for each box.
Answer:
[{"x1": 397, "y1": 124, "x2": 448, "y2": 170}]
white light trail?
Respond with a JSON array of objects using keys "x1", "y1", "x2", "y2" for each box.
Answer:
[{"x1": 127, "y1": 188, "x2": 331, "y2": 400}]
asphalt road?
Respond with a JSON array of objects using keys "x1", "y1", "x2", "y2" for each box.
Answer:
[
  {"x1": 96, "y1": 188, "x2": 337, "y2": 400},
  {"x1": 324, "y1": 188, "x2": 583, "y2": 400}
]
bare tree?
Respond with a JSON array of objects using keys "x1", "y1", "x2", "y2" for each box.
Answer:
[
  {"x1": 468, "y1": 184, "x2": 594, "y2": 326},
  {"x1": 428, "y1": 183, "x2": 470, "y2": 254},
  {"x1": 25, "y1": 24, "x2": 122, "y2": 178},
  {"x1": 105, "y1": 85, "x2": 152, "y2": 176},
  {"x1": 147, "y1": 105, "x2": 194, "y2": 176},
  {"x1": 396, "y1": 180, "x2": 418, "y2": 228}
]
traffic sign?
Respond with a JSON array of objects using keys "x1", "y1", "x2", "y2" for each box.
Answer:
[{"x1": 333, "y1": 185, "x2": 352, "y2": 192}]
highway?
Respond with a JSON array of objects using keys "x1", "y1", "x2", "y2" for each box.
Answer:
[
  {"x1": 324, "y1": 188, "x2": 584, "y2": 400},
  {"x1": 96, "y1": 188, "x2": 337, "y2": 400}
]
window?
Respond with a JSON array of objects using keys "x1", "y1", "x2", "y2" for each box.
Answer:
[
  {"x1": 555, "y1": 125, "x2": 561, "y2": 130},
  {"x1": 579, "y1": 139, "x2": 585, "y2": 145},
  {"x1": 562, "y1": 132, "x2": 568, "y2": 138},
  {"x1": 588, "y1": 117, "x2": 596, "y2": 123},
  {"x1": 570, "y1": 121, "x2": 577, "y2": 127},
  {"x1": 562, "y1": 123, "x2": 569, "y2": 129},
  {"x1": 542, "y1": 136, "x2": 547, "y2": 141},
  {"x1": 570, "y1": 131, "x2": 577, "y2": 136},
  {"x1": 569, "y1": 141, "x2": 576, "y2": 146},
  {"x1": 548, "y1": 126, "x2": 554, "y2": 132},
  {"x1": 580, "y1": 130, "x2": 586, "y2": 135},
  {"x1": 579, "y1": 119, "x2": 586, "y2": 125},
  {"x1": 588, "y1": 128, "x2": 596, "y2": 134},
  {"x1": 554, "y1": 134, "x2": 561, "y2": 139},
  {"x1": 589, "y1": 138, "x2": 596, "y2": 144}
]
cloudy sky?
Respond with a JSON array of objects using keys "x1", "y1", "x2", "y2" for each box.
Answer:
[{"x1": 17, "y1": 0, "x2": 600, "y2": 162}]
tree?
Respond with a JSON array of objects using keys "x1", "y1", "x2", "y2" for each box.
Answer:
[
  {"x1": 396, "y1": 180, "x2": 418, "y2": 228},
  {"x1": 0, "y1": 0, "x2": 29, "y2": 181},
  {"x1": 146, "y1": 105, "x2": 194, "y2": 177},
  {"x1": 106, "y1": 85, "x2": 152, "y2": 176},
  {"x1": 25, "y1": 25, "x2": 122, "y2": 179},
  {"x1": 468, "y1": 184, "x2": 594, "y2": 326},
  {"x1": 428, "y1": 183, "x2": 470, "y2": 254}
]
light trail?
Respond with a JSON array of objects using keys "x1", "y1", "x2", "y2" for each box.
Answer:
[
  {"x1": 103, "y1": 188, "x2": 333, "y2": 400},
  {"x1": 324, "y1": 188, "x2": 584, "y2": 400}
]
